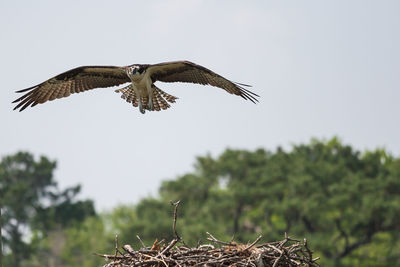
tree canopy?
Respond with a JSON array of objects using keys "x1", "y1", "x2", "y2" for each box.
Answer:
[
  {"x1": 0, "y1": 152, "x2": 95, "y2": 266},
  {"x1": 114, "y1": 138, "x2": 400, "y2": 266},
  {"x1": 1, "y1": 138, "x2": 399, "y2": 266}
]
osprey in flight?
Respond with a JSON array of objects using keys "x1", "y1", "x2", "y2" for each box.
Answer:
[{"x1": 13, "y1": 61, "x2": 258, "y2": 114}]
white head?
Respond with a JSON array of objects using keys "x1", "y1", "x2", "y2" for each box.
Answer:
[{"x1": 126, "y1": 65, "x2": 145, "y2": 77}]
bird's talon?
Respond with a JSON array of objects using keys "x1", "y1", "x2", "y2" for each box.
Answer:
[
  {"x1": 139, "y1": 102, "x2": 145, "y2": 114},
  {"x1": 148, "y1": 99, "x2": 154, "y2": 111}
]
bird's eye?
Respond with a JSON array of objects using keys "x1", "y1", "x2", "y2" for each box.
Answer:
[{"x1": 131, "y1": 68, "x2": 136, "y2": 74}]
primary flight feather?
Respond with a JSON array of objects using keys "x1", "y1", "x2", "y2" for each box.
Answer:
[{"x1": 12, "y1": 60, "x2": 259, "y2": 114}]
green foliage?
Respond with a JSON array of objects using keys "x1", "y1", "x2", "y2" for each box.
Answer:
[
  {"x1": 61, "y1": 216, "x2": 111, "y2": 267},
  {"x1": 109, "y1": 138, "x2": 400, "y2": 266},
  {"x1": 0, "y1": 152, "x2": 95, "y2": 267},
  {"x1": 108, "y1": 199, "x2": 173, "y2": 248},
  {"x1": 24, "y1": 216, "x2": 111, "y2": 267},
  {"x1": 1, "y1": 139, "x2": 399, "y2": 266}
]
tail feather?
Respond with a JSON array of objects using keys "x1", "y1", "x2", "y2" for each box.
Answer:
[
  {"x1": 156, "y1": 87, "x2": 178, "y2": 103},
  {"x1": 151, "y1": 90, "x2": 161, "y2": 111},
  {"x1": 141, "y1": 94, "x2": 149, "y2": 110},
  {"x1": 115, "y1": 85, "x2": 178, "y2": 112},
  {"x1": 115, "y1": 85, "x2": 138, "y2": 107},
  {"x1": 153, "y1": 88, "x2": 169, "y2": 110}
]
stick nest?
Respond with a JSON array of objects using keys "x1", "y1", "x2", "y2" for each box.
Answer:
[{"x1": 96, "y1": 201, "x2": 320, "y2": 267}]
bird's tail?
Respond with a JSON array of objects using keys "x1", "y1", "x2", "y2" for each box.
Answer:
[
  {"x1": 151, "y1": 85, "x2": 178, "y2": 111},
  {"x1": 115, "y1": 85, "x2": 139, "y2": 107},
  {"x1": 115, "y1": 85, "x2": 178, "y2": 112}
]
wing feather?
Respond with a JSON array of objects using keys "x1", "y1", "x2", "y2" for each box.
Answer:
[
  {"x1": 147, "y1": 61, "x2": 259, "y2": 103},
  {"x1": 13, "y1": 66, "x2": 129, "y2": 111}
]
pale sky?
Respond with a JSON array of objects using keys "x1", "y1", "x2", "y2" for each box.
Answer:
[{"x1": 1, "y1": 0, "x2": 399, "y2": 211}]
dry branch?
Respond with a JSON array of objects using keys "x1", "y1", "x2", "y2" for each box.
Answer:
[{"x1": 97, "y1": 202, "x2": 320, "y2": 267}]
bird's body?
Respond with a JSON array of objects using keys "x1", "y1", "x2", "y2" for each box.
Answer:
[
  {"x1": 127, "y1": 67, "x2": 154, "y2": 112},
  {"x1": 13, "y1": 61, "x2": 259, "y2": 113}
]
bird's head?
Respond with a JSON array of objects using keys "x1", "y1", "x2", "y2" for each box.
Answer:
[{"x1": 127, "y1": 65, "x2": 145, "y2": 76}]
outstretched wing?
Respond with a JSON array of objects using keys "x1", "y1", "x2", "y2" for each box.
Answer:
[
  {"x1": 13, "y1": 66, "x2": 129, "y2": 111},
  {"x1": 146, "y1": 61, "x2": 259, "y2": 103}
]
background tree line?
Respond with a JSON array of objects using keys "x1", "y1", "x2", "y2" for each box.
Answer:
[{"x1": 1, "y1": 138, "x2": 399, "y2": 266}]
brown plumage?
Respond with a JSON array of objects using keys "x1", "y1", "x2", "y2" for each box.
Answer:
[
  {"x1": 13, "y1": 61, "x2": 259, "y2": 113},
  {"x1": 115, "y1": 85, "x2": 177, "y2": 111}
]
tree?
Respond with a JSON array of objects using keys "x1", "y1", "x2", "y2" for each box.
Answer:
[
  {"x1": 27, "y1": 216, "x2": 110, "y2": 267},
  {"x1": 112, "y1": 138, "x2": 400, "y2": 266},
  {"x1": 0, "y1": 152, "x2": 95, "y2": 267},
  {"x1": 7, "y1": 139, "x2": 397, "y2": 266},
  {"x1": 1, "y1": 199, "x2": 3, "y2": 267}
]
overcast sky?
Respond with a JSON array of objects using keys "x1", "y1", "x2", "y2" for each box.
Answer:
[{"x1": 1, "y1": 0, "x2": 399, "y2": 211}]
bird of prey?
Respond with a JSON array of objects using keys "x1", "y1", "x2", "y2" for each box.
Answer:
[{"x1": 13, "y1": 60, "x2": 259, "y2": 114}]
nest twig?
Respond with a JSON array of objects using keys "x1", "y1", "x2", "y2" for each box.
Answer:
[{"x1": 96, "y1": 201, "x2": 320, "y2": 267}]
